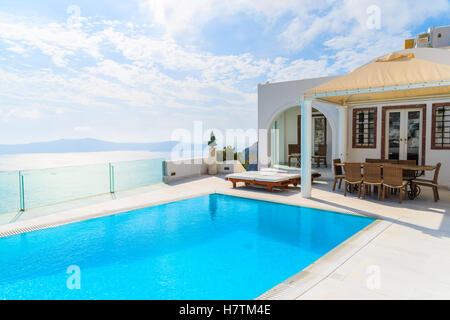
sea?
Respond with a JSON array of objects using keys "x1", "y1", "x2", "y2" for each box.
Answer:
[{"x1": 0, "y1": 151, "x2": 171, "y2": 171}]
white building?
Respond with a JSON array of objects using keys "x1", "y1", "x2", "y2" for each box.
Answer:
[
  {"x1": 429, "y1": 25, "x2": 450, "y2": 48},
  {"x1": 258, "y1": 48, "x2": 450, "y2": 197},
  {"x1": 405, "y1": 25, "x2": 450, "y2": 49}
]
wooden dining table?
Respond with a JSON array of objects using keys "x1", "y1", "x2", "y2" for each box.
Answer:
[{"x1": 335, "y1": 162, "x2": 437, "y2": 200}]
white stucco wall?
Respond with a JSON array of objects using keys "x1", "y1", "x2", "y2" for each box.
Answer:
[
  {"x1": 257, "y1": 77, "x2": 339, "y2": 168},
  {"x1": 430, "y1": 26, "x2": 450, "y2": 48},
  {"x1": 276, "y1": 111, "x2": 286, "y2": 164},
  {"x1": 164, "y1": 158, "x2": 208, "y2": 183},
  {"x1": 346, "y1": 99, "x2": 450, "y2": 189}
]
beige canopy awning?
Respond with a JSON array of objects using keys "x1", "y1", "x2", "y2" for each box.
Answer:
[{"x1": 304, "y1": 48, "x2": 450, "y2": 105}]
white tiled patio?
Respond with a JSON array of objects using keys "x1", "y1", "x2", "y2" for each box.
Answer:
[{"x1": 1, "y1": 173, "x2": 449, "y2": 299}]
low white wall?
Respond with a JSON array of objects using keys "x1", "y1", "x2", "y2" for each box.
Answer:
[
  {"x1": 163, "y1": 159, "x2": 246, "y2": 183},
  {"x1": 217, "y1": 160, "x2": 246, "y2": 175}
]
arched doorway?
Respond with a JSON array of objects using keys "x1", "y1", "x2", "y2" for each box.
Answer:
[{"x1": 268, "y1": 103, "x2": 338, "y2": 170}]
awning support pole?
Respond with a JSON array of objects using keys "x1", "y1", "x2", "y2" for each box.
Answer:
[
  {"x1": 338, "y1": 106, "x2": 348, "y2": 162},
  {"x1": 301, "y1": 98, "x2": 312, "y2": 198}
]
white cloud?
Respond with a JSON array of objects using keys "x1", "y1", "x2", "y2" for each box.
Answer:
[
  {"x1": 0, "y1": 14, "x2": 267, "y2": 128},
  {"x1": 279, "y1": 5, "x2": 353, "y2": 52},
  {"x1": 140, "y1": 0, "x2": 333, "y2": 36},
  {"x1": 268, "y1": 58, "x2": 330, "y2": 82},
  {"x1": 324, "y1": 31, "x2": 409, "y2": 72},
  {"x1": 0, "y1": 1, "x2": 448, "y2": 142},
  {"x1": 137, "y1": 0, "x2": 449, "y2": 60},
  {"x1": 6, "y1": 45, "x2": 26, "y2": 55},
  {"x1": 0, "y1": 103, "x2": 65, "y2": 121},
  {"x1": 278, "y1": 0, "x2": 449, "y2": 51},
  {"x1": 0, "y1": 12, "x2": 104, "y2": 66}
]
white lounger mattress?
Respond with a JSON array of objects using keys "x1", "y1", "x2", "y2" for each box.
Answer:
[{"x1": 226, "y1": 171, "x2": 300, "y2": 183}]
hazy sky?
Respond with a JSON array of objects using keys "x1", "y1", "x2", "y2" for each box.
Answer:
[{"x1": 0, "y1": 0, "x2": 449, "y2": 144}]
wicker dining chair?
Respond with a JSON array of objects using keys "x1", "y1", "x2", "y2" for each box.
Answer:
[
  {"x1": 411, "y1": 162, "x2": 441, "y2": 202},
  {"x1": 362, "y1": 163, "x2": 383, "y2": 200},
  {"x1": 332, "y1": 159, "x2": 344, "y2": 191},
  {"x1": 343, "y1": 163, "x2": 363, "y2": 198},
  {"x1": 385, "y1": 159, "x2": 400, "y2": 164},
  {"x1": 314, "y1": 144, "x2": 328, "y2": 168},
  {"x1": 382, "y1": 165, "x2": 408, "y2": 203},
  {"x1": 288, "y1": 144, "x2": 301, "y2": 167},
  {"x1": 365, "y1": 158, "x2": 383, "y2": 163},
  {"x1": 398, "y1": 160, "x2": 417, "y2": 181}
]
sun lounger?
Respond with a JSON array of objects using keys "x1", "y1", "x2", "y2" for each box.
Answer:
[{"x1": 225, "y1": 169, "x2": 321, "y2": 192}]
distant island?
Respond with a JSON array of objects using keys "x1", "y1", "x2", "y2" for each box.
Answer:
[{"x1": 0, "y1": 138, "x2": 195, "y2": 155}]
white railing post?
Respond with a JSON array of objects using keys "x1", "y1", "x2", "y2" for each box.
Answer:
[
  {"x1": 109, "y1": 163, "x2": 115, "y2": 193},
  {"x1": 19, "y1": 171, "x2": 25, "y2": 211}
]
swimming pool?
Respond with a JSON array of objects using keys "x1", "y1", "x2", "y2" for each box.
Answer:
[{"x1": 0, "y1": 194, "x2": 374, "y2": 300}]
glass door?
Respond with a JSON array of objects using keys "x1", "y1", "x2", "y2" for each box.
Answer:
[
  {"x1": 313, "y1": 116, "x2": 326, "y2": 155},
  {"x1": 386, "y1": 109, "x2": 422, "y2": 163},
  {"x1": 387, "y1": 111, "x2": 401, "y2": 160},
  {"x1": 406, "y1": 110, "x2": 421, "y2": 163}
]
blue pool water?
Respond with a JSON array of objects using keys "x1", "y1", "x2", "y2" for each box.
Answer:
[{"x1": 0, "y1": 194, "x2": 374, "y2": 300}]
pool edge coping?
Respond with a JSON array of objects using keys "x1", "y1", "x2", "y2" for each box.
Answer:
[{"x1": 0, "y1": 191, "x2": 213, "y2": 238}]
